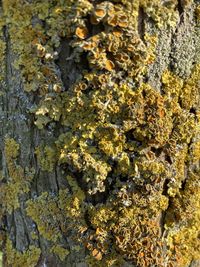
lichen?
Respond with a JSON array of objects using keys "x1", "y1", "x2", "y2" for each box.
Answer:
[
  {"x1": 165, "y1": 170, "x2": 200, "y2": 267},
  {"x1": 180, "y1": 64, "x2": 200, "y2": 110},
  {"x1": 0, "y1": 12, "x2": 5, "y2": 82},
  {"x1": 5, "y1": 238, "x2": 41, "y2": 267},
  {"x1": 26, "y1": 191, "x2": 62, "y2": 242},
  {"x1": 35, "y1": 145, "x2": 57, "y2": 172},
  {"x1": 50, "y1": 245, "x2": 69, "y2": 261},
  {"x1": 1, "y1": 0, "x2": 200, "y2": 266},
  {"x1": 26, "y1": 176, "x2": 86, "y2": 256},
  {"x1": 0, "y1": 138, "x2": 34, "y2": 213}
]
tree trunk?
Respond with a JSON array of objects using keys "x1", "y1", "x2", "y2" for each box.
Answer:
[{"x1": 0, "y1": 0, "x2": 200, "y2": 266}]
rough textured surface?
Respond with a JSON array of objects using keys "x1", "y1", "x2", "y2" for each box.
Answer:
[{"x1": 0, "y1": 0, "x2": 200, "y2": 266}]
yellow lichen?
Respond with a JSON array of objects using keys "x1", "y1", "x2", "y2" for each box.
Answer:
[
  {"x1": 166, "y1": 171, "x2": 200, "y2": 267},
  {"x1": 4, "y1": 138, "x2": 20, "y2": 159},
  {"x1": 180, "y1": 64, "x2": 200, "y2": 110}
]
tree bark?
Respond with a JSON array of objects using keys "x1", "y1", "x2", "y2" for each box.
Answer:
[{"x1": 0, "y1": 0, "x2": 200, "y2": 267}]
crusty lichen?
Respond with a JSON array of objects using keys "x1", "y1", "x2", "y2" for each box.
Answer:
[{"x1": 0, "y1": 14, "x2": 5, "y2": 82}]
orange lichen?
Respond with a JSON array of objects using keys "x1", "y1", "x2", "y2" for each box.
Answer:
[
  {"x1": 104, "y1": 59, "x2": 115, "y2": 71},
  {"x1": 75, "y1": 26, "x2": 88, "y2": 40}
]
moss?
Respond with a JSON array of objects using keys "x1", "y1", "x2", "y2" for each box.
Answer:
[{"x1": 5, "y1": 238, "x2": 41, "y2": 267}]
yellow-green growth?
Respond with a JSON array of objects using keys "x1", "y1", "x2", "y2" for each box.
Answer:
[
  {"x1": 5, "y1": 238, "x2": 41, "y2": 267},
  {"x1": 50, "y1": 245, "x2": 69, "y2": 261},
  {"x1": 26, "y1": 191, "x2": 62, "y2": 242},
  {"x1": 35, "y1": 145, "x2": 57, "y2": 172},
  {"x1": 1, "y1": 138, "x2": 34, "y2": 213},
  {"x1": 26, "y1": 177, "x2": 86, "y2": 245},
  {"x1": 166, "y1": 171, "x2": 200, "y2": 267}
]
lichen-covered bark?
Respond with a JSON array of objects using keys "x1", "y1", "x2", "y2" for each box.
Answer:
[{"x1": 0, "y1": 0, "x2": 200, "y2": 267}]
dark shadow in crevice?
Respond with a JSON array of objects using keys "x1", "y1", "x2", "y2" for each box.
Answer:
[
  {"x1": 189, "y1": 107, "x2": 196, "y2": 115},
  {"x1": 181, "y1": 178, "x2": 187, "y2": 191},
  {"x1": 86, "y1": 190, "x2": 109, "y2": 206},
  {"x1": 93, "y1": 0, "x2": 107, "y2": 5},
  {"x1": 177, "y1": 0, "x2": 184, "y2": 24},
  {"x1": 151, "y1": 147, "x2": 163, "y2": 157},
  {"x1": 138, "y1": 6, "x2": 146, "y2": 42},
  {"x1": 125, "y1": 129, "x2": 142, "y2": 145},
  {"x1": 55, "y1": 39, "x2": 90, "y2": 91},
  {"x1": 162, "y1": 178, "x2": 170, "y2": 196},
  {"x1": 165, "y1": 154, "x2": 173, "y2": 164},
  {"x1": 119, "y1": 175, "x2": 129, "y2": 182},
  {"x1": 85, "y1": 14, "x2": 105, "y2": 38},
  {"x1": 160, "y1": 178, "x2": 170, "y2": 235}
]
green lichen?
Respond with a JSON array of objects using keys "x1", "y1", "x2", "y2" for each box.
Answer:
[
  {"x1": 0, "y1": 20, "x2": 5, "y2": 82},
  {"x1": 26, "y1": 191, "x2": 62, "y2": 242},
  {"x1": 5, "y1": 238, "x2": 41, "y2": 267},
  {"x1": 35, "y1": 145, "x2": 57, "y2": 172},
  {"x1": 26, "y1": 176, "x2": 86, "y2": 254},
  {"x1": 4, "y1": 138, "x2": 20, "y2": 159},
  {"x1": 0, "y1": 138, "x2": 34, "y2": 213},
  {"x1": 180, "y1": 64, "x2": 200, "y2": 110},
  {"x1": 50, "y1": 245, "x2": 69, "y2": 261}
]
